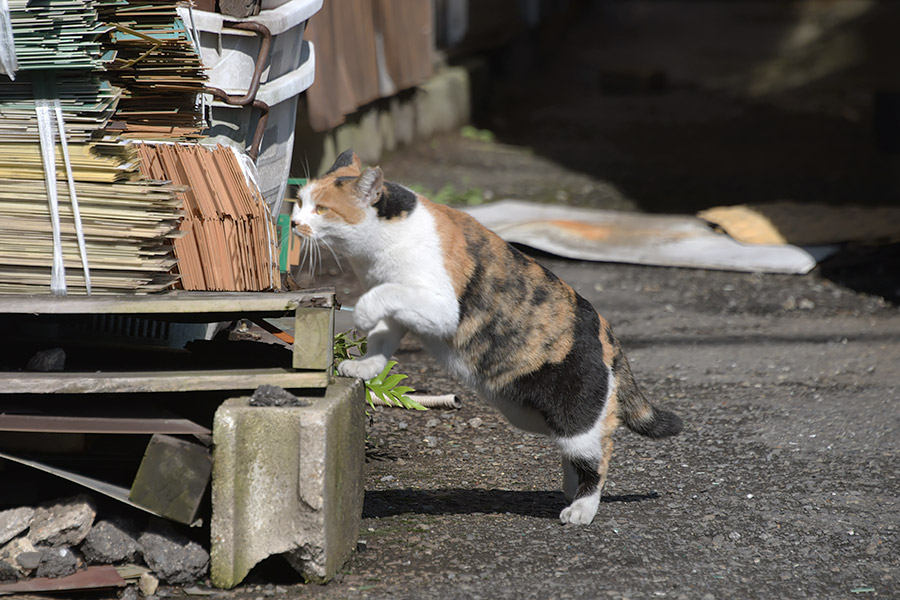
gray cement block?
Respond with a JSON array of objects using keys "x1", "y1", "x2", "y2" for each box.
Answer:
[
  {"x1": 210, "y1": 378, "x2": 365, "y2": 588},
  {"x1": 415, "y1": 67, "x2": 471, "y2": 139}
]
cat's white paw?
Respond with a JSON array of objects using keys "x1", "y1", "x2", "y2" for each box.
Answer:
[
  {"x1": 337, "y1": 357, "x2": 387, "y2": 381},
  {"x1": 559, "y1": 494, "x2": 600, "y2": 525}
]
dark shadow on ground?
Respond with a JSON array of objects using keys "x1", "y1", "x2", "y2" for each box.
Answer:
[
  {"x1": 363, "y1": 488, "x2": 659, "y2": 520},
  {"x1": 817, "y1": 243, "x2": 900, "y2": 305},
  {"x1": 471, "y1": 1, "x2": 900, "y2": 214}
]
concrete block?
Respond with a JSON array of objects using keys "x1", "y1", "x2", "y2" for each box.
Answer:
[
  {"x1": 415, "y1": 66, "x2": 471, "y2": 138},
  {"x1": 210, "y1": 378, "x2": 365, "y2": 588},
  {"x1": 390, "y1": 96, "x2": 416, "y2": 146},
  {"x1": 378, "y1": 104, "x2": 397, "y2": 153}
]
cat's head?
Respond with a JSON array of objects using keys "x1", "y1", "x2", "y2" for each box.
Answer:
[{"x1": 291, "y1": 149, "x2": 384, "y2": 252}]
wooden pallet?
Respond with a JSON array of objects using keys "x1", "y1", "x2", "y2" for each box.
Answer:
[
  {"x1": 0, "y1": 289, "x2": 336, "y2": 524},
  {"x1": 0, "y1": 289, "x2": 335, "y2": 393}
]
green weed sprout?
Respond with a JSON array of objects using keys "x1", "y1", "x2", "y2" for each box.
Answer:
[
  {"x1": 366, "y1": 360, "x2": 426, "y2": 411},
  {"x1": 333, "y1": 330, "x2": 426, "y2": 411}
]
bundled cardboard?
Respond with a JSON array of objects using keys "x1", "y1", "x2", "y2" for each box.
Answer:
[
  {"x1": 136, "y1": 143, "x2": 279, "y2": 291},
  {"x1": 0, "y1": 143, "x2": 183, "y2": 295}
]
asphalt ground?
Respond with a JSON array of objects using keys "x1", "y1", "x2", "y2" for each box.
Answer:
[{"x1": 231, "y1": 3, "x2": 899, "y2": 598}]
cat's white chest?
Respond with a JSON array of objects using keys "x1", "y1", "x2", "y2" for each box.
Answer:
[{"x1": 350, "y1": 204, "x2": 460, "y2": 339}]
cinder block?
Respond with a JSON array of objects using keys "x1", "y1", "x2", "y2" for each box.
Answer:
[
  {"x1": 210, "y1": 378, "x2": 365, "y2": 588},
  {"x1": 415, "y1": 66, "x2": 471, "y2": 138}
]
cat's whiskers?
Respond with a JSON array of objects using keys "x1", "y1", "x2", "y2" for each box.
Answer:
[
  {"x1": 298, "y1": 235, "x2": 313, "y2": 284},
  {"x1": 319, "y1": 237, "x2": 343, "y2": 272}
]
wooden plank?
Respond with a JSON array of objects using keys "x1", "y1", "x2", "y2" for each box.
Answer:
[
  {"x1": 0, "y1": 414, "x2": 211, "y2": 435},
  {"x1": 293, "y1": 306, "x2": 334, "y2": 371},
  {"x1": 130, "y1": 434, "x2": 211, "y2": 525},
  {"x1": 0, "y1": 289, "x2": 334, "y2": 315},
  {"x1": 0, "y1": 368, "x2": 330, "y2": 394}
]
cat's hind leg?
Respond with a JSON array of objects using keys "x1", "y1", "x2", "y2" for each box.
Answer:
[
  {"x1": 557, "y1": 387, "x2": 620, "y2": 525},
  {"x1": 558, "y1": 434, "x2": 614, "y2": 525}
]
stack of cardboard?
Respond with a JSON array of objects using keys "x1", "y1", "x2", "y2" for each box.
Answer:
[
  {"x1": 0, "y1": 0, "x2": 280, "y2": 294},
  {"x1": 100, "y1": 0, "x2": 207, "y2": 137},
  {"x1": 0, "y1": 143, "x2": 183, "y2": 294},
  {"x1": 8, "y1": 0, "x2": 111, "y2": 71},
  {"x1": 137, "y1": 143, "x2": 278, "y2": 291},
  {"x1": 0, "y1": 74, "x2": 119, "y2": 143}
]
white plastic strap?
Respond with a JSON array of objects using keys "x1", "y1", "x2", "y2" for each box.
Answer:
[
  {"x1": 0, "y1": 0, "x2": 18, "y2": 80},
  {"x1": 54, "y1": 98, "x2": 91, "y2": 294},
  {"x1": 35, "y1": 98, "x2": 66, "y2": 295}
]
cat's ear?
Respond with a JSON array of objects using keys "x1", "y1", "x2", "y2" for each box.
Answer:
[
  {"x1": 325, "y1": 149, "x2": 362, "y2": 175},
  {"x1": 356, "y1": 167, "x2": 384, "y2": 206}
]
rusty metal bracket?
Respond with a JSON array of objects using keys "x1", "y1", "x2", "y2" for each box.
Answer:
[
  {"x1": 205, "y1": 87, "x2": 270, "y2": 159},
  {"x1": 203, "y1": 20, "x2": 273, "y2": 160}
]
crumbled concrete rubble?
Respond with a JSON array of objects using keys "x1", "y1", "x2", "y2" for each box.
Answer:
[
  {"x1": 0, "y1": 495, "x2": 209, "y2": 587},
  {"x1": 139, "y1": 522, "x2": 209, "y2": 585},
  {"x1": 249, "y1": 383, "x2": 311, "y2": 407}
]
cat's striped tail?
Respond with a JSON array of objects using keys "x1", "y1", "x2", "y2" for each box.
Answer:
[{"x1": 615, "y1": 354, "x2": 683, "y2": 439}]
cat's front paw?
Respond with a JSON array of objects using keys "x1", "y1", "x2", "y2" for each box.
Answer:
[
  {"x1": 337, "y1": 357, "x2": 387, "y2": 381},
  {"x1": 559, "y1": 494, "x2": 600, "y2": 525}
]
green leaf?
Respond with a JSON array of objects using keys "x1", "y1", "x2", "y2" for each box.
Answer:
[
  {"x1": 382, "y1": 373, "x2": 407, "y2": 389},
  {"x1": 399, "y1": 395, "x2": 427, "y2": 410}
]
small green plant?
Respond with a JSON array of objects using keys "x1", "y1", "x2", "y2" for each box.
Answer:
[
  {"x1": 333, "y1": 330, "x2": 426, "y2": 411},
  {"x1": 408, "y1": 183, "x2": 484, "y2": 206},
  {"x1": 333, "y1": 329, "x2": 367, "y2": 362},
  {"x1": 460, "y1": 125, "x2": 496, "y2": 143},
  {"x1": 366, "y1": 360, "x2": 426, "y2": 410}
]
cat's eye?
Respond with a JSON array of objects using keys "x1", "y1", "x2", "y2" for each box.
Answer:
[{"x1": 315, "y1": 205, "x2": 330, "y2": 215}]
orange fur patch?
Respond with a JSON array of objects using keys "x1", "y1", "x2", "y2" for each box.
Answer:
[
  {"x1": 421, "y1": 199, "x2": 476, "y2": 296},
  {"x1": 423, "y1": 199, "x2": 578, "y2": 387},
  {"x1": 308, "y1": 179, "x2": 367, "y2": 224},
  {"x1": 597, "y1": 314, "x2": 616, "y2": 367}
]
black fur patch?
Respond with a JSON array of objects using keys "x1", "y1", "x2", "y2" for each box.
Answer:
[
  {"x1": 456, "y1": 244, "x2": 539, "y2": 381},
  {"x1": 325, "y1": 149, "x2": 356, "y2": 175},
  {"x1": 334, "y1": 176, "x2": 355, "y2": 187},
  {"x1": 375, "y1": 181, "x2": 418, "y2": 220},
  {"x1": 503, "y1": 294, "x2": 610, "y2": 438},
  {"x1": 569, "y1": 456, "x2": 602, "y2": 499}
]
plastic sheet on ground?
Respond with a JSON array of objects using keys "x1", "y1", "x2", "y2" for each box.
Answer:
[{"x1": 463, "y1": 200, "x2": 832, "y2": 274}]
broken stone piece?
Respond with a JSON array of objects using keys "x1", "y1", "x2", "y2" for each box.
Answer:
[
  {"x1": 0, "y1": 536, "x2": 37, "y2": 577},
  {"x1": 26, "y1": 347, "x2": 66, "y2": 372},
  {"x1": 0, "y1": 507, "x2": 34, "y2": 546},
  {"x1": 249, "y1": 384, "x2": 311, "y2": 407},
  {"x1": 0, "y1": 559, "x2": 18, "y2": 583},
  {"x1": 27, "y1": 495, "x2": 96, "y2": 548},
  {"x1": 35, "y1": 547, "x2": 78, "y2": 579},
  {"x1": 139, "y1": 571, "x2": 159, "y2": 596},
  {"x1": 138, "y1": 522, "x2": 209, "y2": 585},
  {"x1": 80, "y1": 518, "x2": 141, "y2": 564},
  {"x1": 15, "y1": 551, "x2": 41, "y2": 571}
]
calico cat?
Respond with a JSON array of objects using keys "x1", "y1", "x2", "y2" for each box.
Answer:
[{"x1": 291, "y1": 149, "x2": 682, "y2": 525}]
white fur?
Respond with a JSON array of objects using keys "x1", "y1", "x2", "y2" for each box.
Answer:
[
  {"x1": 292, "y1": 182, "x2": 459, "y2": 380},
  {"x1": 560, "y1": 493, "x2": 601, "y2": 525},
  {"x1": 556, "y1": 365, "x2": 617, "y2": 524}
]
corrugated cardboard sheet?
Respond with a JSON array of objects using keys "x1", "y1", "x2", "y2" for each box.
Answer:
[
  {"x1": 137, "y1": 143, "x2": 279, "y2": 291},
  {"x1": 305, "y1": 0, "x2": 433, "y2": 131}
]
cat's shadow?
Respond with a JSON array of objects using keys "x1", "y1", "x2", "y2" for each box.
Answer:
[{"x1": 363, "y1": 488, "x2": 660, "y2": 520}]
